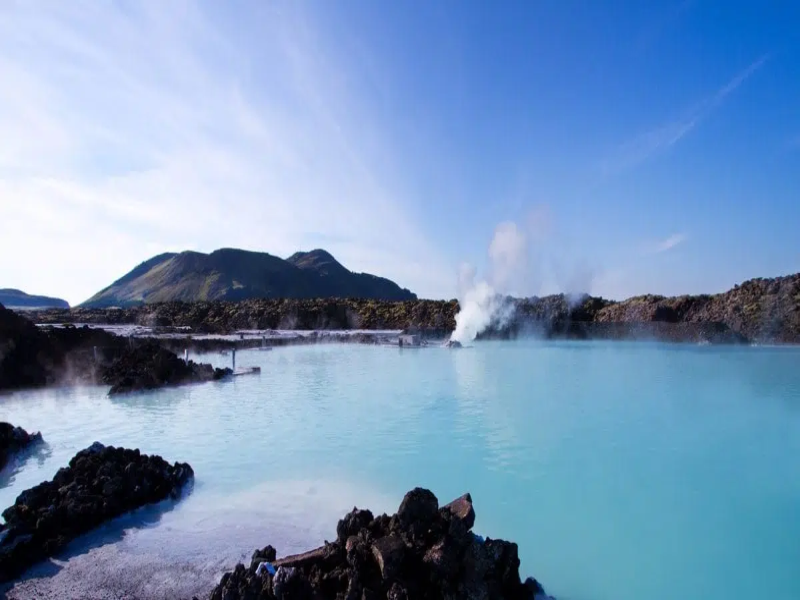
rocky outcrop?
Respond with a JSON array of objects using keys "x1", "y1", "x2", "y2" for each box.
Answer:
[
  {"x1": 0, "y1": 443, "x2": 193, "y2": 583},
  {"x1": 101, "y1": 341, "x2": 231, "y2": 395},
  {"x1": 0, "y1": 303, "x2": 128, "y2": 390},
  {"x1": 0, "y1": 424, "x2": 42, "y2": 471},
  {"x1": 209, "y1": 488, "x2": 554, "y2": 600},
  {"x1": 1, "y1": 303, "x2": 232, "y2": 393}
]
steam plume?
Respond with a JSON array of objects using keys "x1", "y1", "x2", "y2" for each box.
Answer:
[
  {"x1": 449, "y1": 206, "x2": 595, "y2": 343},
  {"x1": 450, "y1": 221, "x2": 529, "y2": 343}
]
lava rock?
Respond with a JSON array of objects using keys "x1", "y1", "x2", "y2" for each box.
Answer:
[
  {"x1": 101, "y1": 341, "x2": 231, "y2": 395},
  {"x1": 0, "y1": 423, "x2": 42, "y2": 471},
  {"x1": 209, "y1": 488, "x2": 552, "y2": 600},
  {"x1": 443, "y1": 492, "x2": 475, "y2": 530},
  {"x1": 0, "y1": 443, "x2": 193, "y2": 582}
]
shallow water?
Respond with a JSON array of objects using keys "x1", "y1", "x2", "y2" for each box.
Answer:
[{"x1": 2, "y1": 341, "x2": 800, "y2": 599}]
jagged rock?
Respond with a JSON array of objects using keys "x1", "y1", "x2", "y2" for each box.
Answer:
[
  {"x1": 444, "y1": 492, "x2": 475, "y2": 530},
  {"x1": 0, "y1": 423, "x2": 42, "y2": 471},
  {"x1": 0, "y1": 443, "x2": 193, "y2": 582},
  {"x1": 209, "y1": 488, "x2": 553, "y2": 600},
  {"x1": 371, "y1": 536, "x2": 404, "y2": 581},
  {"x1": 251, "y1": 545, "x2": 278, "y2": 569}
]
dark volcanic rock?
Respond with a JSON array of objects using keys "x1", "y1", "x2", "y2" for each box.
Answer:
[
  {"x1": 0, "y1": 423, "x2": 42, "y2": 471},
  {"x1": 209, "y1": 488, "x2": 553, "y2": 600},
  {"x1": 0, "y1": 303, "x2": 129, "y2": 391},
  {"x1": 101, "y1": 341, "x2": 231, "y2": 395},
  {"x1": 0, "y1": 443, "x2": 193, "y2": 582}
]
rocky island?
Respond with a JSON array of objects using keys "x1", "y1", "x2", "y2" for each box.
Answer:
[
  {"x1": 0, "y1": 443, "x2": 194, "y2": 583},
  {"x1": 209, "y1": 488, "x2": 553, "y2": 600}
]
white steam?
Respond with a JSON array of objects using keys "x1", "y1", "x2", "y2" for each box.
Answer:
[
  {"x1": 450, "y1": 206, "x2": 595, "y2": 343},
  {"x1": 451, "y1": 221, "x2": 530, "y2": 343}
]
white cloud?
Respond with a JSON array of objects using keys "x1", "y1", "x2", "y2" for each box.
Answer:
[
  {"x1": 0, "y1": 1, "x2": 452, "y2": 304},
  {"x1": 600, "y1": 54, "x2": 769, "y2": 174},
  {"x1": 652, "y1": 233, "x2": 687, "y2": 253}
]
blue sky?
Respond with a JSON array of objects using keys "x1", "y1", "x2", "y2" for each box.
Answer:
[{"x1": 0, "y1": 0, "x2": 798, "y2": 304}]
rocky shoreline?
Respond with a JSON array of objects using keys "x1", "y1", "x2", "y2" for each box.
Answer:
[
  {"x1": 24, "y1": 272, "x2": 800, "y2": 343},
  {"x1": 0, "y1": 443, "x2": 193, "y2": 583},
  {"x1": 0, "y1": 443, "x2": 553, "y2": 599},
  {"x1": 207, "y1": 488, "x2": 553, "y2": 600}
]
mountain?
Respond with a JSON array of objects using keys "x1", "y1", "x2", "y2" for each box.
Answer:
[
  {"x1": 0, "y1": 289, "x2": 69, "y2": 309},
  {"x1": 81, "y1": 248, "x2": 417, "y2": 307}
]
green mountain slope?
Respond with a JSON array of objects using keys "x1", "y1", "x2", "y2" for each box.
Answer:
[{"x1": 81, "y1": 248, "x2": 416, "y2": 307}]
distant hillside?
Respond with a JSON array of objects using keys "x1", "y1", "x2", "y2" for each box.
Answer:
[
  {"x1": 0, "y1": 289, "x2": 69, "y2": 309},
  {"x1": 81, "y1": 248, "x2": 416, "y2": 307}
]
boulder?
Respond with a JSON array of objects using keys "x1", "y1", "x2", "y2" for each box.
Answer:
[
  {"x1": 209, "y1": 488, "x2": 554, "y2": 600},
  {"x1": 370, "y1": 536, "x2": 404, "y2": 581},
  {"x1": 0, "y1": 443, "x2": 193, "y2": 582}
]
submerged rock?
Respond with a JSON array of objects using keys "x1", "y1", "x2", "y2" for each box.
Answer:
[
  {"x1": 101, "y1": 341, "x2": 231, "y2": 395},
  {"x1": 0, "y1": 423, "x2": 42, "y2": 471},
  {"x1": 209, "y1": 487, "x2": 553, "y2": 600},
  {"x1": 0, "y1": 443, "x2": 193, "y2": 582}
]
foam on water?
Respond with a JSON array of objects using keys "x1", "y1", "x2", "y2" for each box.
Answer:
[{"x1": 2, "y1": 341, "x2": 800, "y2": 599}]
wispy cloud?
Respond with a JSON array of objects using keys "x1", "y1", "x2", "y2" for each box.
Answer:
[
  {"x1": 0, "y1": 1, "x2": 452, "y2": 304},
  {"x1": 650, "y1": 233, "x2": 687, "y2": 254},
  {"x1": 600, "y1": 54, "x2": 770, "y2": 174}
]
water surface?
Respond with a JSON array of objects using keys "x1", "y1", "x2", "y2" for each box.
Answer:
[{"x1": 1, "y1": 341, "x2": 799, "y2": 599}]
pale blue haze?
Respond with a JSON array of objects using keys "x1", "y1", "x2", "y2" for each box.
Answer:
[
  {"x1": 1, "y1": 1, "x2": 798, "y2": 303},
  {"x1": 2, "y1": 342, "x2": 800, "y2": 599}
]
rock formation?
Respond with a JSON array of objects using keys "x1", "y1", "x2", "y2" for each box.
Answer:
[
  {"x1": 0, "y1": 443, "x2": 193, "y2": 582},
  {"x1": 101, "y1": 341, "x2": 231, "y2": 395},
  {"x1": 1, "y1": 303, "x2": 232, "y2": 393},
  {"x1": 0, "y1": 424, "x2": 42, "y2": 471},
  {"x1": 208, "y1": 488, "x2": 555, "y2": 600}
]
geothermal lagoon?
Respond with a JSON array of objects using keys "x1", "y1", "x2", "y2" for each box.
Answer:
[{"x1": 1, "y1": 340, "x2": 800, "y2": 599}]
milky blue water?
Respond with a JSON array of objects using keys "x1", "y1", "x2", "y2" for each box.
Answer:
[{"x1": 1, "y1": 341, "x2": 800, "y2": 599}]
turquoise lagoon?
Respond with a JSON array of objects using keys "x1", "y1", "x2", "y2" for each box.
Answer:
[{"x1": 1, "y1": 341, "x2": 799, "y2": 598}]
